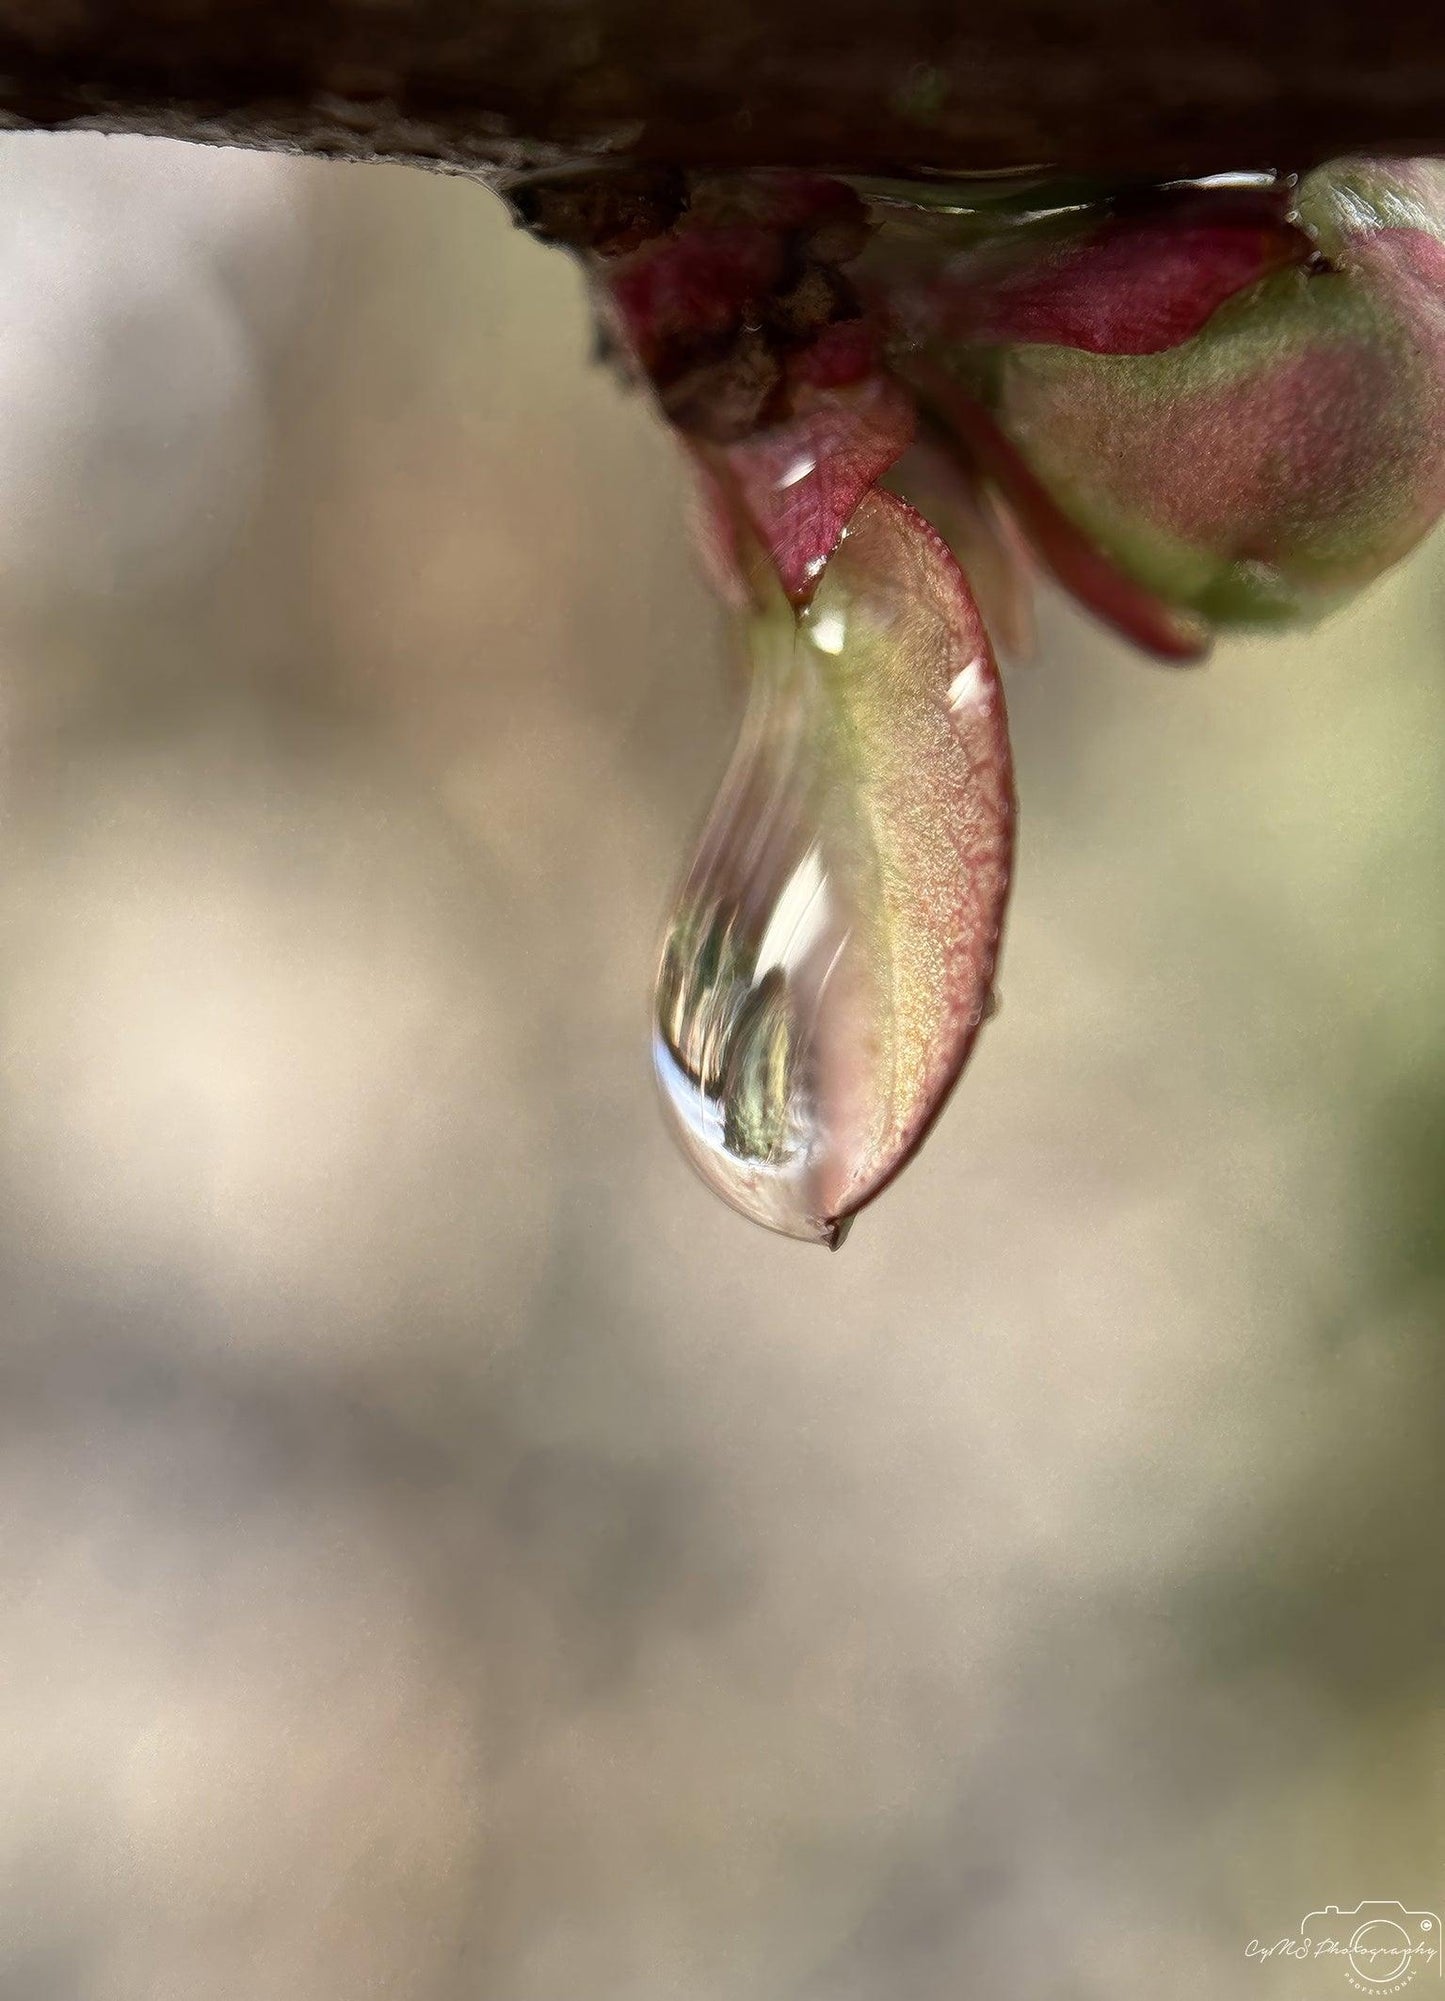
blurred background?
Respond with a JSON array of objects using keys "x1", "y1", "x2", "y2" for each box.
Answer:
[{"x1": 0, "y1": 133, "x2": 1439, "y2": 2001}]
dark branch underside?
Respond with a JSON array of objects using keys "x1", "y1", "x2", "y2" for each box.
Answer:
[{"x1": 1, "y1": 3, "x2": 1444, "y2": 184}]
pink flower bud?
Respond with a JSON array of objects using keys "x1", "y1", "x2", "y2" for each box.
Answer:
[{"x1": 970, "y1": 161, "x2": 1445, "y2": 630}]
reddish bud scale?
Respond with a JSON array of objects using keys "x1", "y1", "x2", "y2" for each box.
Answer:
[
  {"x1": 704, "y1": 373, "x2": 916, "y2": 604},
  {"x1": 942, "y1": 213, "x2": 1311, "y2": 354},
  {"x1": 607, "y1": 223, "x2": 786, "y2": 370}
]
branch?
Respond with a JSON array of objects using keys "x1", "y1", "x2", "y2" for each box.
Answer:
[{"x1": 1, "y1": 2, "x2": 1444, "y2": 184}]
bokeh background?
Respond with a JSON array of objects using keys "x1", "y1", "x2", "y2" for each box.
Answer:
[{"x1": 0, "y1": 133, "x2": 1440, "y2": 2000}]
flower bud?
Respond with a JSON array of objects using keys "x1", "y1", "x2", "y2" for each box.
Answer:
[{"x1": 980, "y1": 161, "x2": 1445, "y2": 629}]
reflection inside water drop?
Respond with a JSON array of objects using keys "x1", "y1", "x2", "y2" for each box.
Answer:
[{"x1": 653, "y1": 607, "x2": 859, "y2": 1245}]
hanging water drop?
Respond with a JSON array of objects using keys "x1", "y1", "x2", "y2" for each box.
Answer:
[{"x1": 653, "y1": 488, "x2": 1014, "y2": 1244}]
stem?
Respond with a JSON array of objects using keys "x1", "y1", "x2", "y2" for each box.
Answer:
[{"x1": 1, "y1": 2, "x2": 1444, "y2": 183}]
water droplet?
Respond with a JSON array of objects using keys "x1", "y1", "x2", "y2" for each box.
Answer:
[
  {"x1": 776, "y1": 454, "x2": 817, "y2": 491},
  {"x1": 806, "y1": 608, "x2": 847, "y2": 655},
  {"x1": 653, "y1": 489, "x2": 1014, "y2": 1244},
  {"x1": 947, "y1": 657, "x2": 988, "y2": 711}
]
